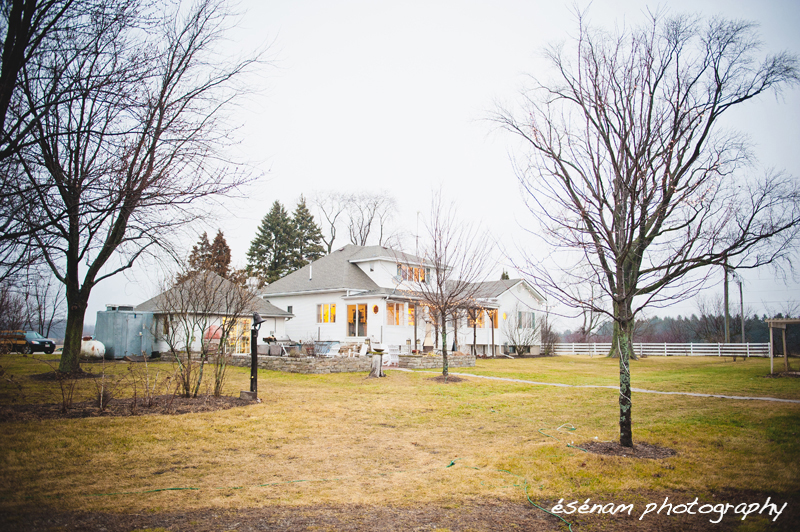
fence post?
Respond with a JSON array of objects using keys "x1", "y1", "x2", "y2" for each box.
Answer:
[
  {"x1": 718, "y1": 343, "x2": 721, "y2": 356},
  {"x1": 747, "y1": 343, "x2": 750, "y2": 358}
]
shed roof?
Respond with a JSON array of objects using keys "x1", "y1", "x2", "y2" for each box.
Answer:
[{"x1": 136, "y1": 272, "x2": 292, "y2": 318}]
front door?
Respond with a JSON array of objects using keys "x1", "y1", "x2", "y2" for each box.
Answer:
[{"x1": 347, "y1": 304, "x2": 367, "y2": 337}]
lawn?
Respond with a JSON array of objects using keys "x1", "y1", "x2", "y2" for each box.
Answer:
[{"x1": 0, "y1": 354, "x2": 798, "y2": 530}]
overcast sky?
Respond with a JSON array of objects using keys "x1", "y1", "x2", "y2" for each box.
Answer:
[{"x1": 86, "y1": 0, "x2": 800, "y2": 330}]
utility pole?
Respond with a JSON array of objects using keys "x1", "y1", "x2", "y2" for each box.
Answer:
[
  {"x1": 738, "y1": 276, "x2": 745, "y2": 343},
  {"x1": 723, "y1": 258, "x2": 730, "y2": 344}
]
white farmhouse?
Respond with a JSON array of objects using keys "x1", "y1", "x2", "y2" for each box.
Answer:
[{"x1": 260, "y1": 245, "x2": 545, "y2": 355}]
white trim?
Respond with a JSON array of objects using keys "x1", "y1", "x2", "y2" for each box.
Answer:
[{"x1": 262, "y1": 288, "x2": 346, "y2": 297}]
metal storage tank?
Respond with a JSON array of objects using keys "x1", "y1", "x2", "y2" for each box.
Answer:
[{"x1": 94, "y1": 305, "x2": 155, "y2": 359}]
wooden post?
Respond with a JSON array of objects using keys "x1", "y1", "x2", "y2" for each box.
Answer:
[
  {"x1": 783, "y1": 327, "x2": 788, "y2": 373},
  {"x1": 413, "y1": 303, "x2": 418, "y2": 353},
  {"x1": 769, "y1": 326, "x2": 774, "y2": 375}
]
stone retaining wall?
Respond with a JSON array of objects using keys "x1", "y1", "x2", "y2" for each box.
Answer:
[
  {"x1": 398, "y1": 353, "x2": 476, "y2": 369},
  {"x1": 158, "y1": 352, "x2": 372, "y2": 374}
]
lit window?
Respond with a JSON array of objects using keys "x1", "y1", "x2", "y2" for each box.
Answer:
[
  {"x1": 387, "y1": 302, "x2": 404, "y2": 325},
  {"x1": 316, "y1": 303, "x2": 336, "y2": 323},
  {"x1": 407, "y1": 304, "x2": 415, "y2": 327},
  {"x1": 468, "y1": 310, "x2": 485, "y2": 328},
  {"x1": 487, "y1": 309, "x2": 499, "y2": 329},
  {"x1": 397, "y1": 264, "x2": 427, "y2": 284}
]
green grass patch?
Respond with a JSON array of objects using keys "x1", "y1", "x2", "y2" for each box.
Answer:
[{"x1": 454, "y1": 356, "x2": 800, "y2": 399}]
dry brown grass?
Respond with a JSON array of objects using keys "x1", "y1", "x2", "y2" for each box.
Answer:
[{"x1": 0, "y1": 356, "x2": 798, "y2": 517}]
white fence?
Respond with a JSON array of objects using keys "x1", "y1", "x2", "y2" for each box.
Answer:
[{"x1": 552, "y1": 342, "x2": 770, "y2": 358}]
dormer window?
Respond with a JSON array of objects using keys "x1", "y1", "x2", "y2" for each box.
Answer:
[{"x1": 397, "y1": 264, "x2": 427, "y2": 283}]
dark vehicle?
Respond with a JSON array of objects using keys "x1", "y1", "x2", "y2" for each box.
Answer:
[
  {"x1": 0, "y1": 330, "x2": 56, "y2": 354},
  {"x1": 24, "y1": 331, "x2": 56, "y2": 354}
]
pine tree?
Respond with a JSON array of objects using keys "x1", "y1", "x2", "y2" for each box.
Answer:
[
  {"x1": 292, "y1": 195, "x2": 325, "y2": 269},
  {"x1": 209, "y1": 230, "x2": 232, "y2": 278},
  {"x1": 247, "y1": 201, "x2": 297, "y2": 284},
  {"x1": 188, "y1": 232, "x2": 212, "y2": 272},
  {"x1": 183, "y1": 230, "x2": 232, "y2": 281},
  {"x1": 500, "y1": 270, "x2": 510, "y2": 280}
]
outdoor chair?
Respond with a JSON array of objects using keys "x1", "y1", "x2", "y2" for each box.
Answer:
[{"x1": 384, "y1": 345, "x2": 400, "y2": 366}]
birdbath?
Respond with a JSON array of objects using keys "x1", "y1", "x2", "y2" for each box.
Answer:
[{"x1": 368, "y1": 344, "x2": 386, "y2": 378}]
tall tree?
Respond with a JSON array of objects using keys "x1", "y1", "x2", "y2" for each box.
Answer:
[
  {"x1": 15, "y1": 0, "x2": 259, "y2": 373},
  {"x1": 497, "y1": 12, "x2": 800, "y2": 447},
  {"x1": 412, "y1": 192, "x2": 493, "y2": 377},
  {"x1": 182, "y1": 229, "x2": 231, "y2": 281},
  {"x1": 247, "y1": 201, "x2": 297, "y2": 284},
  {"x1": 311, "y1": 191, "x2": 349, "y2": 254},
  {"x1": 0, "y1": 0, "x2": 79, "y2": 284},
  {"x1": 312, "y1": 190, "x2": 400, "y2": 251},
  {"x1": 292, "y1": 196, "x2": 325, "y2": 268},
  {"x1": 187, "y1": 232, "x2": 212, "y2": 273},
  {"x1": 209, "y1": 230, "x2": 232, "y2": 279}
]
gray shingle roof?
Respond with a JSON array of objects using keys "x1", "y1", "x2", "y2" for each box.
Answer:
[
  {"x1": 261, "y1": 245, "x2": 393, "y2": 295},
  {"x1": 136, "y1": 272, "x2": 292, "y2": 317},
  {"x1": 468, "y1": 279, "x2": 545, "y2": 301},
  {"x1": 347, "y1": 245, "x2": 431, "y2": 266}
]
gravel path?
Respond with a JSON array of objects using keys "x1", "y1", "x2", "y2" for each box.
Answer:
[{"x1": 393, "y1": 368, "x2": 800, "y2": 404}]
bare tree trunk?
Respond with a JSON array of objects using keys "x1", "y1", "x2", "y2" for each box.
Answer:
[
  {"x1": 441, "y1": 310, "x2": 448, "y2": 377},
  {"x1": 617, "y1": 315, "x2": 634, "y2": 448},
  {"x1": 473, "y1": 319, "x2": 477, "y2": 356},
  {"x1": 60, "y1": 276, "x2": 89, "y2": 373}
]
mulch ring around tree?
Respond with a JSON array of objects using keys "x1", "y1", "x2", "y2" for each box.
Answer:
[
  {"x1": 0, "y1": 394, "x2": 253, "y2": 422},
  {"x1": 428, "y1": 374, "x2": 468, "y2": 383},
  {"x1": 764, "y1": 371, "x2": 800, "y2": 378},
  {"x1": 27, "y1": 369, "x2": 102, "y2": 381},
  {"x1": 578, "y1": 440, "x2": 677, "y2": 459}
]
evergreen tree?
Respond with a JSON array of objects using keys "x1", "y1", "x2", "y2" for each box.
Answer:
[
  {"x1": 292, "y1": 195, "x2": 325, "y2": 269},
  {"x1": 247, "y1": 201, "x2": 297, "y2": 284},
  {"x1": 188, "y1": 232, "x2": 212, "y2": 272},
  {"x1": 183, "y1": 230, "x2": 232, "y2": 281},
  {"x1": 500, "y1": 270, "x2": 510, "y2": 280},
  {"x1": 209, "y1": 230, "x2": 232, "y2": 278}
]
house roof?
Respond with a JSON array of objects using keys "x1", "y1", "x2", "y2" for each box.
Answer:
[
  {"x1": 468, "y1": 279, "x2": 545, "y2": 302},
  {"x1": 136, "y1": 272, "x2": 292, "y2": 318},
  {"x1": 347, "y1": 245, "x2": 431, "y2": 266},
  {"x1": 262, "y1": 244, "x2": 428, "y2": 296}
]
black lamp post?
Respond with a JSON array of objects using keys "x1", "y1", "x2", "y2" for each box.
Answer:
[{"x1": 250, "y1": 312, "x2": 266, "y2": 394}]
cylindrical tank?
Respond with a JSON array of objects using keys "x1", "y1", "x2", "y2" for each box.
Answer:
[{"x1": 80, "y1": 336, "x2": 105, "y2": 359}]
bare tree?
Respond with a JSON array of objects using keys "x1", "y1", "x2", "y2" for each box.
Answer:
[
  {"x1": 569, "y1": 278, "x2": 604, "y2": 343},
  {"x1": 313, "y1": 190, "x2": 401, "y2": 252},
  {"x1": 539, "y1": 304, "x2": 559, "y2": 356},
  {"x1": 154, "y1": 268, "x2": 255, "y2": 397},
  {"x1": 497, "y1": 12, "x2": 800, "y2": 447},
  {"x1": 502, "y1": 303, "x2": 539, "y2": 355},
  {"x1": 412, "y1": 192, "x2": 493, "y2": 377},
  {"x1": 347, "y1": 191, "x2": 398, "y2": 247},
  {"x1": 0, "y1": 284, "x2": 25, "y2": 332},
  {"x1": 311, "y1": 191, "x2": 349, "y2": 254},
  {"x1": 22, "y1": 267, "x2": 65, "y2": 337},
  {"x1": 0, "y1": 1, "x2": 83, "y2": 284},
  {"x1": 13, "y1": 0, "x2": 260, "y2": 373}
]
